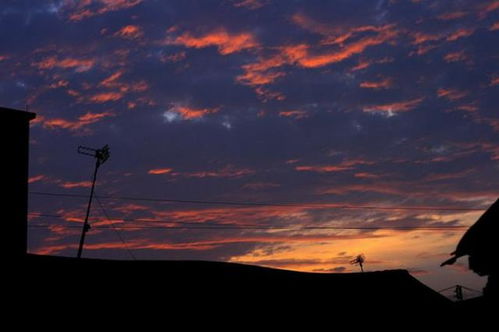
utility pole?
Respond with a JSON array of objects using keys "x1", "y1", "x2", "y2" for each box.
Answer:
[{"x1": 76, "y1": 144, "x2": 110, "y2": 258}]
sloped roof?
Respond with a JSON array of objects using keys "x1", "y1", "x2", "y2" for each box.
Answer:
[{"x1": 22, "y1": 254, "x2": 451, "y2": 315}]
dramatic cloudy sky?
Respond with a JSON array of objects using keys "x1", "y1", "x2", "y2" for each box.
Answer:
[{"x1": 2, "y1": 0, "x2": 498, "y2": 294}]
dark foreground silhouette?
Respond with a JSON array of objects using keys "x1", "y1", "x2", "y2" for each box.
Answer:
[
  {"x1": 442, "y1": 198, "x2": 499, "y2": 300},
  {"x1": 17, "y1": 255, "x2": 448, "y2": 313}
]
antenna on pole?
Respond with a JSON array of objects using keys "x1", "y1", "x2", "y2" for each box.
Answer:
[
  {"x1": 350, "y1": 254, "x2": 366, "y2": 272},
  {"x1": 76, "y1": 144, "x2": 110, "y2": 258}
]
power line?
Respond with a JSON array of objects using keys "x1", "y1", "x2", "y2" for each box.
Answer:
[
  {"x1": 28, "y1": 212, "x2": 258, "y2": 228},
  {"x1": 94, "y1": 194, "x2": 136, "y2": 261},
  {"x1": 28, "y1": 221, "x2": 469, "y2": 231},
  {"x1": 28, "y1": 191, "x2": 486, "y2": 211},
  {"x1": 28, "y1": 212, "x2": 469, "y2": 230}
]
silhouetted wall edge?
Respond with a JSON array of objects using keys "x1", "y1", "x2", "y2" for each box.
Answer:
[{"x1": 1, "y1": 107, "x2": 36, "y2": 259}]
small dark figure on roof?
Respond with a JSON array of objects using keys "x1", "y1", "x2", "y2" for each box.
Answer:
[{"x1": 441, "y1": 198, "x2": 499, "y2": 299}]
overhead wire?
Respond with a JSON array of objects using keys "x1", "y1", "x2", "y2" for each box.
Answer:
[
  {"x1": 29, "y1": 191, "x2": 486, "y2": 211},
  {"x1": 94, "y1": 194, "x2": 137, "y2": 260}
]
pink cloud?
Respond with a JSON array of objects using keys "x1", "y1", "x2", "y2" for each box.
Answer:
[
  {"x1": 148, "y1": 168, "x2": 174, "y2": 175},
  {"x1": 232, "y1": 0, "x2": 267, "y2": 10},
  {"x1": 437, "y1": 11, "x2": 468, "y2": 20},
  {"x1": 279, "y1": 110, "x2": 308, "y2": 119},
  {"x1": 59, "y1": 181, "x2": 93, "y2": 189},
  {"x1": 359, "y1": 78, "x2": 393, "y2": 89},
  {"x1": 42, "y1": 111, "x2": 115, "y2": 131},
  {"x1": 363, "y1": 98, "x2": 424, "y2": 115},
  {"x1": 89, "y1": 92, "x2": 124, "y2": 103},
  {"x1": 67, "y1": 0, "x2": 144, "y2": 22},
  {"x1": 173, "y1": 165, "x2": 255, "y2": 178},
  {"x1": 114, "y1": 25, "x2": 143, "y2": 39},
  {"x1": 437, "y1": 88, "x2": 468, "y2": 101},
  {"x1": 33, "y1": 56, "x2": 95, "y2": 72},
  {"x1": 446, "y1": 28, "x2": 475, "y2": 41},
  {"x1": 28, "y1": 175, "x2": 47, "y2": 184},
  {"x1": 166, "y1": 28, "x2": 259, "y2": 55},
  {"x1": 444, "y1": 51, "x2": 468, "y2": 63},
  {"x1": 295, "y1": 159, "x2": 374, "y2": 174}
]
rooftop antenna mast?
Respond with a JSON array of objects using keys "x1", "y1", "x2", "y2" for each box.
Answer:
[
  {"x1": 350, "y1": 254, "x2": 366, "y2": 272},
  {"x1": 76, "y1": 144, "x2": 110, "y2": 258}
]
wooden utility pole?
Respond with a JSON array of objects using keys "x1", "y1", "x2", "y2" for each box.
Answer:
[{"x1": 76, "y1": 145, "x2": 110, "y2": 258}]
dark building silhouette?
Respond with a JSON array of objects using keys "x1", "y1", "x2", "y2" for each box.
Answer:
[
  {"x1": 1, "y1": 107, "x2": 36, "y2": 259},
  {"x1": 442, "y1": 198, "x2": 499, "y2": 299},
  {"x1": 8, "y1": 105, "x2": 485, "y2": 321}
]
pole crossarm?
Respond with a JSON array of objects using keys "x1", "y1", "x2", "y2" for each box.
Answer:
[{"x1": 78, "y1": 145, "x2": 110, "y2": 167}]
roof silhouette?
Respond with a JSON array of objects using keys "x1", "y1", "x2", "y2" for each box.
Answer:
[
  {"x1": 442, "y1": 198, "x2": 499, "y2": 276},
  {"x1": 21, "y1": 253, "x2": 452, "y2": 319}
]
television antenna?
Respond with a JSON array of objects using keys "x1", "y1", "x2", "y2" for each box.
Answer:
[{"x1": 350, "y1": 254, "x2": 366, "y2": 272}]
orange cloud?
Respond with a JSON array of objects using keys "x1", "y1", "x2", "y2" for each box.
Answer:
[
  {"x1": 59, "y1": 181, "x2": 93, "y2": 189},
  {"x1": 98, "y1": 70, "x2": 148, "y2": 96},
  {"x1": 279, "y1": 110, "x2": 308, "y2": 119},
  {"x1": 350, "y1": 57, "x2": 393, "y2": 72},
  {"x1": 33, "y1": 56, "x2": 95, "y2": 72},
  {"x1": 100, "y1": 70, "x2": 124, "y2": 88},
  {"x1": 114, "y1": 25, "x2": 143, "y2": 39},
  {"x1": 174, "y1": 165, "x2": 254, "y2": 178},
  {"x1": 113, "y1": 203, "x2": 149, "y2": 214},
  {"x1": 437, "y1": 88, "x2": 468, "y2": 101},
  {"x1": 424, "y1": 169, "x2": 474, "y2": 182},
  {"x1": 177, "y1": 106, "x2": 219, "y2": 120},
  {"x1": 298, "y1": 28, "x2": 397, "y2": 68},
  {"x1": 351, "y1": 60, "x2": 371, "y2": 71},
  {"x1": 359, "y1": 78, "x2": 392, "y2": 89},
  {"x1": 254, "y1": 86, "x2": 286, "y2": 102},
  {"x1": 490, "y1": 22, "x2": 499, "y2": 31},
  {"x1": 437, "y1": 11, "x2": 468, "y2": 20},
  {"x1": 491, "y1": 76, "x2": 499, "y2": 86},
  {"x1": 67, "y1": 0, "x2": 144, "y2": 21},
  {"x1": 291, "y1": 12, "x2": 393, "y2": 47},
  {"x1": 89, "y1": 92, "x2": 123, "y2": 103},
  {"x1": 237, "y1": 69, "x2": 285, "y2": 86},
  {"x1": 443, "y1": 51, "x2": 468, "y2": 63},
  {"x1": 363, "y1": 98, "x2": 424, "y2": 115},
  {"x1": 167, "y1": 28, "x2": 259, "y2": 55},
  {"x1": 456, "y1": 104, "x2": 478, "y2": 113},
  {"x1": 237, "y1": 24, "x2": 397, "y2": 92},
  {"x1": 446, "y1": 28, "x2": 474, "y2": 41},
  {"x1": 148, "y1": 168, "x2": 174, "y2": 175},
  {"x1": 42, "y1": 111, "x2": 115, "y2": 131},
  {"x1": 165, "y1": 105, "x2": 220, "y2": 120},
  {"x1": 478, "y1": 1, "x2": 499, "y2": 19},
  {"x1": 49, "y1": 80, "x2": 69, "y2": 89},
  {"x1": 295, "y1": 159, "x2": 373, "y2": 174},
  {"x1": 411, "y1": 32, "x2": 442, "y2": 45},
  {"x1": 28, "y1": 175, "x2": 47, "y2": 184},
  {"x1": 33, "y1": 230, "x2": 387, "y2": 256},
  {"x1": 232, "y1": 0, "x2": 267, "y2": 10},
  {"x1": 487, "y1": 119, "x2": 499, "y2": 132}
]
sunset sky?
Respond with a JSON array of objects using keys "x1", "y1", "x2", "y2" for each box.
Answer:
[{"x1": 2, "y1": 0, "x2": 498, "y2": 294}]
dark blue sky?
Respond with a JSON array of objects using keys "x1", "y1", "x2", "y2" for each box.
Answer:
[{"x1": 2, "y1": 0, "x2": 498, "y2": 293}]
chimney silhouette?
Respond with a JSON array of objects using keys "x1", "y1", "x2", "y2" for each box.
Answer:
[{"x1": 1, "y1": 107, "x2": 36, "y2": 259}]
